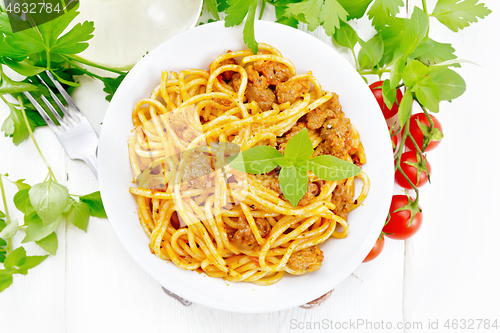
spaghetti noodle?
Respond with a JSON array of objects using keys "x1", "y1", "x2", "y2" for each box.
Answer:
[{"x1": 128, "y1": 44, "x2": 369, "y2": 285}]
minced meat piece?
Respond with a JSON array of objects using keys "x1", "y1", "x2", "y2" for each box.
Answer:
[
  {"x1": 306, "y1": 108, "x2": 334, "y2": 130},
  {"x1": 331, "y1": 180, "x2": 354, "y2": 221},
  {"x1": 277, "y1": 122, "x2": 306, "y2": 154},
  {"x1": 297, "y1": 182, "x2": 321, "y2": 206},
  {"x1": 181, "y1": 151, "x2": 214, "y2": 188},
  {"x1": 276, "y1": 79, "x2": 310, "y2": 105},
  {"x1": 245, "y1": 65, "x2": 276, "y2": 111},
  {"x1": 288, "y1": 245, "x2": 324, "y2": 272},
  {"x1": 246, "y1": 83, "x2": 276, "y2": 111},
  {"x1": 317, "y1": 118, "x2": 353, "y2": 161},
  {"x1": 217, "y1": 57, "x2": 238, "y2": 81},
  {"x1": 231, "y1": 216, "x2": 271, "y2": 250},
  {"x1": 254, "y1": 60, "x2": 291, "y2": 85}
]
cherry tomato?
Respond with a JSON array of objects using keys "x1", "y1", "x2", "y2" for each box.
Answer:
[
  {"x1": 369, "y1": 81, "x2": 403, "y2": 119},
  {"x1": 404, "y1": 113, "x2": 443, "y2": 152},
  {"x1": 363, "y1": 235, "x2": 385, "y2": 262},
  {"x1": 383, "y1": 195, "x2": 422, "y2": 240},
  {"x1": 389, "y1": 125, "x2": 398, "y2": 153},
  {"x1": 395, "y1": 151, "x2": 431, "y2": 189}
]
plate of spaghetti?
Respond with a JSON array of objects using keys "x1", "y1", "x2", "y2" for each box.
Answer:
[{"x1": 98, "y1": 21, "x2": 394, "y2": 313}]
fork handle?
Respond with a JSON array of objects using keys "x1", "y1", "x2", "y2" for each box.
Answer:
[{"x1": 83, "y1": 152, "x2": 98, "y2": 179}]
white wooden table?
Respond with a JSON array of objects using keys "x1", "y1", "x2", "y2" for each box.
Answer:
[{"x1": 1, "y1": 1, "x2": 500, "y2": 332}]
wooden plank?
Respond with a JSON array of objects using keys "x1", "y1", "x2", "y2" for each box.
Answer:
[{"x1": 404, "y1": 0, "x2": 500, "y2": 330}]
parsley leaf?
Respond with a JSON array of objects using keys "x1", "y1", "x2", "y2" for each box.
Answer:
[
  {"x1": 410, "y1": 37, "x2": 457, "y2": 66},
  {"x1": 100, "y1": 74, "x2": 126, "y2": 102},
  {"x1": 367, "y1": 0, "x2": 404, "y2": 31},
  {"x1": 337, "y1": 0, "x2": 373, "y2": 20},
  {"x1": 224, "y1": 0, "x2": 260, "y2": 53},
  {"x1": 206, "y1": 0, "x2": 221, "y2": 20},
  {"x1": 286, "y1": 0, "x2": 348, "y2": 35},
  {"x1": 431, "y1": 0, "x2": 491, "y2": 32}
]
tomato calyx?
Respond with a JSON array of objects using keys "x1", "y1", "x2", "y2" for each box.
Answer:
[
  {"x1": 416, "y1": 118, "x2": 444, "y2": 152},
  {"x1": 403, "y1": 152, "x2": 431, "y2": 185},
  {"x1": 393, "y1": 192, "x2": 422, "y2": 226}
]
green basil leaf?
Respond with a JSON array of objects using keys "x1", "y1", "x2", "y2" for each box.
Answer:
[
  {"x1": 13, "y1": 188, "x2": 34, "y2": 215},
  {"x1": 16, "y1": 255, "x2": 48, "y2": 275},
  {"x1": 412, "y1": 76, "x2": 440, "y2": 112},
  {"x1": 382, "y1": 79, "x2": 396, "y2": 109},
  {"x1": 0, "y1": 211, "x2": 4, "y2": 219},
  {"x1": 402, "y1": 59, "x2": 428, "y2": 88},
  {"x1": 12, "y1": 179, "x2": 31, "y2": 191},
  {"x1": 398, "y1": 89, "x2": 413, "y2": 125},
  {"x1": 284, "y1": 128, "x2": 314, "y2": 162},
  {"x1": 390, "y1": 56, "x2": 405, "y2": 89},
  {"x1": 79, "y1": 191, "x2": 107, "y2": 219},
  {"x1": 427, "y1": 66, "x2": 466, "y2": 101},
  {"x1": 229, "y1": 145, "x2": 282, "y2": 174},
  {"x1": 4, "y1": 246, "x2": 26, "y2": 269},
  {"x1": 0, "y1": 219, "x2": 18, "y2": 239},
  {"x1": 22, "y1": 214, "x2": 61, "y2": 243},
  {"x1": 400, "y1": 7, "x2": 429, "y2": 57},
  {"x1": 332, "y1": 21, "x2": 358, "y2": 49},
  {"x1": 307, "y1": 155, "x2": 360, "y2": 181},
  {"x1": 379, "y1": 17, "x2": 406, "y2": 66},
  {"x1": 29, "y1": 179, "x2": 70, "y2": 225},
  {"x1": 0, "y1": 273, "x2": 13, "y2": 293},
  {"x1": 68, "y1": 201, "x2": 90, "y2": 232},
  {"x1": 358, "y1": 33, "x2": 384, "y2": 70},
  {"x1": 278, "y1": 166, "x2": 309, "y2": 207},
  {"x1": 35, "y1": 232, "x2": 58, "y2": 255}
]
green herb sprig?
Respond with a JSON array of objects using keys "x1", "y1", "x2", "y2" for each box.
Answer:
[
  {"x1": 0, "y1": 97, "x2": 107, "y2": 293},
  {"x1": 0, "y1": 3, "x2": 128, "y2": 145},
  {"x1": 203, "y1": 0, "x2": 491, "y2": 223},
  {"x1": 229, "y1": 128, "x2": 360, "y2": 206}
]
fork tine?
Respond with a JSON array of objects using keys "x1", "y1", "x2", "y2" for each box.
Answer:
[
  {"x1": 44, "y1": 71, "x2": 83, "y2": 117},
  {"x1": 23, "y1": 91, "x2": 58, "y2": 131},
  {"x1": 40, "y1": 94, "x2": 67, "y2": 128},
  {"x1": 37, "y1": 73, "x2": 78, "y2": 123}
]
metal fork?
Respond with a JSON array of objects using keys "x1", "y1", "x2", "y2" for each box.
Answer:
[
  {"x1": 23, "y1": 71, "x2": 98, "y2": 178},
  {"x1": 24, "y1": 71, "x2": 192, "y2": 306}
]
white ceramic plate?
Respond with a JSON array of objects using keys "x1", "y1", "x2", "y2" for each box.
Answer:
[{"x1": 98, "y1": 21, "x2": 394, "y2": 313}]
